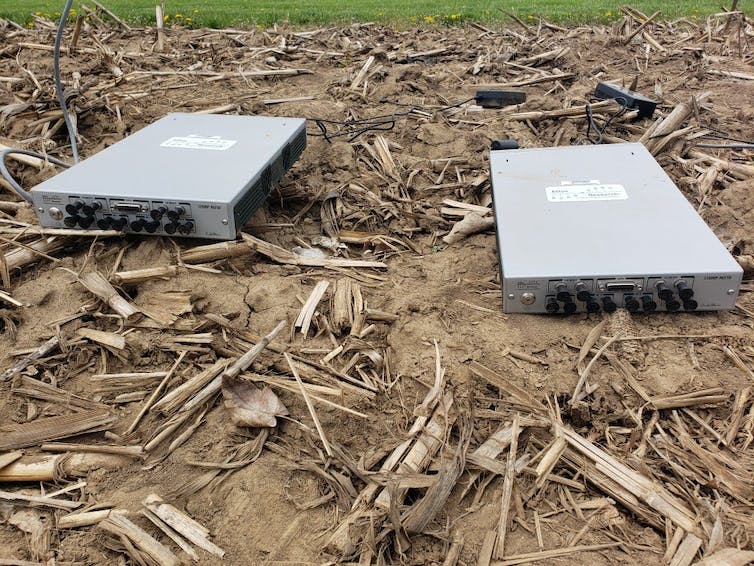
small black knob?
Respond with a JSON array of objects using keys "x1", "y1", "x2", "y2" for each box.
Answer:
[
  {"x1": 625, "y1": 296, "x2": 640, "y2": 313},
  {"x1": 563, "y1": 301, "x2": 577, "y2": 315},
  {"x1": 150, "y1": 206, "x2": 168, "y2": 220},
  {"x1": 683, "y1": 299, "x2": 698, "y2": 311},
  {"x1": 664, "y1": 299, "x2": 681, "y2": 312},
  {"x1": 64, "y1": 215, "x2": 79, "y2": 227},
  {"x1": 602, "y1": 297, "x2": 617, "y2": 313},
  {"x1": 130, "y1": 219, "x2": 145, "y2": 232},
  {"x1": 586, "y1": 298, "x2": 601, "y2": 313},
  {"x1": 676, "y1": 281, "x2": 694, "y2": 301},
  {"x1": 78, "y1": 216, "x2": 94, "y2": 229},
  {"x1": 641, "y1": 295, "x2": 657, "y2": 312},
  {"x1": 112, "y1": 217, "x2": 128, "y2": 230},
  {"x1": 555, "y1": 283, "x2": 570, "y2": 302},
  {"x1": 65, "y1": 201, "x2": 84, "y2": 215},
  {"x1": 164, "y1": 223, "x2": 177, "y2": 235},
  {"x1": 575, "y1": 282, "x2": 590, "y2": 302},
  {"x1": 545, "y1": 298, "x2": 560, "y2": 314},
  {"x1": 178, "y1": 221, "x2": 194, "y2": 235},
  {"x1": 144, "y1": 221, "x2": 160, "y2": 233},
  {"x1": 97, "y1": 217, "x2": 112, "y2": 229},
  {"x1": 656, "y1": 281, "x2": 673, "y2": 301}
]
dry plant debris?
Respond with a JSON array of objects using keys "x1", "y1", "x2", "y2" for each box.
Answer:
[{"x1": 1, "y1": 4, "x2": 754, "y2": 565}]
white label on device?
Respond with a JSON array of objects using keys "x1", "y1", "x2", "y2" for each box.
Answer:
[
  {"x1": 160, "y1": 135, "x2": 237, "y2": 151},
  {"x1": 545, "y1": 184, "x2": 627, "y2": 202}
]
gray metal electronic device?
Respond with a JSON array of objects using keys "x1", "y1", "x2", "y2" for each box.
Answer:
[
  {"x1": 490, "y1": 143, "x2": 742, "y2": 314},
  {"x1": 31, "y1": 113, "x2": 307, "y2": 240}
]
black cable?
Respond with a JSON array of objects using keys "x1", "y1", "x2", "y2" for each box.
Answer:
[
  {"x1": 695, "y1": 143, "x2": 754, "y2": 150},
  {"x1": 0, "y1": 1, "x2": 77, "y2": 203},
  {"x1": 583, "y1": 97, "x2": 629, "y2": 144},
  {"x1": 584, "y1": 103, "x2": 600, "y2": 144},
  {"x1": 698, "y1": 127, "x2": 753, "y2": 145},
  {"x1": 54, "y1": 0, "x2": 79, "y2": 163},
  {"x1": 0, "y1": 149, "x2": 71, "y2": 203},
  {"x1": 306, "y1": 97, "x2": 475, "y2": 143}
]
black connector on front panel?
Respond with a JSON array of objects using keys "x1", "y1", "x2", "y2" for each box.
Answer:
[
  {"x1": 475, "y1": 90, "x2": 526, "y2": 109},
  {"x1": 594, "y1": 82, "x2": 657, "y2": 119}
]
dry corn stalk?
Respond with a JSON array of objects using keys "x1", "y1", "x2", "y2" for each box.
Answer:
[
  {"x1": 0, "y1": 410, "x2": 116, "y2": 451},
  {"x1": 2, "y1": 237, "x2": 67, "y2": 288},
  {"x1": 77, "y1": 270, "x2": 140, "y2": 320},
  {"x1": 13, "y1": 375, "x2": 108, "y2": 411},
  {"x1": 555, "y1": 423, "x2": 699, "y2": 534},
  {"x1": 0, "y1": 452, "x2": 130, "y2": 482},
  {"x1": 99, "y1": 513, "x2": 180, "y2": 566},
  {"x1": 143, "y1": 494, "x2": 225, "y2": 558},
  {"x1": 241, "y1": 232, "x2": 387, "y2": 269},
  {"x1": 113, "y1": 265, "x2": 179, "y2": 284}
]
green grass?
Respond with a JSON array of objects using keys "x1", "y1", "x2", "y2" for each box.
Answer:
[{"x1": 0, "y1": 0, "x2": 746, "y2": 28}]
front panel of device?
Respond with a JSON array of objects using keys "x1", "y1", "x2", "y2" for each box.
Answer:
[
  {"x1": 33, "y1": 193, "x2": 235, "y2": 240},
  {"x1": 503, "y1": 273, "x2": 742, "y2": 314}
]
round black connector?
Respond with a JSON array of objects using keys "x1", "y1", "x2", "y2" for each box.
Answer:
[
  {"x1": 683, "y1": 299, "x2": 698, "y2": 311},
  {"x1": 167, "y1": 206, "x2": 186, "y2": 222},
  {"x1": 641, "y1": 295, "x2": 657, "y2": 312},
  {"x1": 97, "y1": 217, "x2": 113, "y2": 230},
  {"x1": 81, "y1": 202, "x2": 101, "y2": 216},
  {"x1": 602, "y1": 296, "x2": 617, "y2": 313},
  {"x1": 164, "y1": 223, "x2": 177, "y2": 235},
  {"x1": 664, "y1": 299, "x2": 681, "y2": 312},
  {"x1": 563, "y1": 301, "x2": 577, "y2": 315},
  {"x1": 63, "y1": 215, "x2": 79, "y2": 227},
  {"x1": 575, "y1": 282, "x2": 590, "y2": 302},
  {"x1": 676, "y1": 281, "x2": 694, "y2": 301},
  {"x1": 111, "y1": 217, "x2": 128, "y2": 230},
  {"x1": 655, "y1": 281, "x2": 673, "y2": 301},
  {"x1": 65, "y1": 201, "x2": 84, "y2": 215},
  {"x1": 78, "y1": 216, "x2": 94, "y2": 229},
  {"x1": 545, "y1": 298, "x2": 560, "y2": 314},
  {"x1": 178, "y1": 221, "x2": 194, "y2": 235},
  {"x1": 130, "y1": 219, "x2": 145, "y2": 232},
  {"x1": 555, "y1": 283, "x2": 570, "y2": 302},
  {"x1": 150, "y1": 206, "x2": 168, "y2": 220},
  {"x1": 625, "y1": 296, "x2": 640, "y2": 313},
  {"x1": 586, "y1": 298, "x2": 601, "y2": 313},
  {"x1": 144, "y1": 221, "x2": 160, "y2": 233}
]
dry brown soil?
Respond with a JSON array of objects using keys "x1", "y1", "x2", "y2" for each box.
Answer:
[{"x1": 1, "y1": 16, "x2": 754, "y2": 566}]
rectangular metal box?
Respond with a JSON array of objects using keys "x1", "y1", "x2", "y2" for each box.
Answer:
[
  {"x1": 31, "y1": 113, "x2": 307, "y2": 240},
  {"x1": 490, "y1": 143, "x2": 742, "y2": 314}
]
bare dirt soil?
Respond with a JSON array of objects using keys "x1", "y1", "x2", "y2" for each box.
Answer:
[{"x1": 1, "y1": 11, "x2": 754, "y2": 566}]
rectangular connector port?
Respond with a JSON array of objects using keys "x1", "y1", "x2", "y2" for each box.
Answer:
[
  {"x1": 605, "y1": 280, "x2": 637, "y2": 292},
  {"x1": 112, "y1": 202, "x2": 143, "y2": 213}
]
